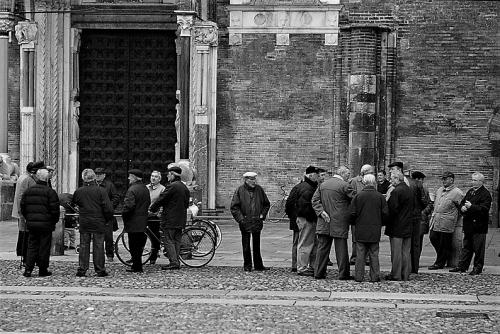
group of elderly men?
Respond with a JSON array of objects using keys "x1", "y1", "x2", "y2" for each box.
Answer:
[
  {"x1": 283, "y1": 162, "x2": 492, "y2": 282},
  {"x1": 14, "y1": 162, "x2": 190, "y2": 278}
]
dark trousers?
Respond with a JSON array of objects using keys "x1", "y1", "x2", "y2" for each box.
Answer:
[
  {"x1": 458, "y1": 233, "x2": 486, "y2": 272},
  {"x1": 429, "y1": 230, "x2": 453, "y2": 267},
  {"x1": 147, "y1": 219, "x2": 161, "y2": 260},
  {"x1": 16, "y1": 230, "x2": 29, "y2": 258},
  {"x1": 315, "y1": 235, "x2": 349, "y2": 279},
  {"x1": 241, "y1": 230, "x2": 264, "y2": 270},
  {"x1": 291, "y1": 230, "x2": 299, "y2": 270},
  {"x1": 163, "y1": 228, "x2": 182, "y2": 267},
  {"x1": 390, "y1": 237, "x2": 411, "y2": 281},
  {"x1": 128, "y1": 232, "x2": 147, "y2": 271},
  {"x1": 78, "y1": 232, "x2": 106, "y2": 275},
  {"x1": 355, "y1": 242, "x2": 380, "y2": 282},
  {"x1": 104, "y1": 221, "x2": 114, "y2": 258},
  {"x1": 25, "y1": 230, "x2": 52, "y2": 273},
  {"x1": 410, "y1": 218, "x2": 421, "y2": 273}
]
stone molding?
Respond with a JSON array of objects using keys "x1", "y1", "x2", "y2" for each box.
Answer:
[
  {"x1": 15, "y1": 21, "x2": 38, "y2": 45},
  {"x1": 0, "y1": 14, "x2": 15, "y2": 35},
  {"x1": 176, "y1": 10, "x2": 195, "y2": 37},
  {"x1": 194, "y1": 22, "x2": 218, "y2": 47},
  {"x1": 228, "y1": 0, "x2": 341, "y2": 45}
]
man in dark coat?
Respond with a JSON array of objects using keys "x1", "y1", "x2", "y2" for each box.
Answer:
[
  {"x1": 312, "y1": 166, "x2": 355, "y2": 280},
  {"x1": 230, "y1": 171, "x2": 271, "y2": 272},
  {"x1": 450, "y1": 172, "x2": 492, "y2": 275},
  {"x1": 150, "y1": 166, "x2": 190, "y2": 270},
  {"x1": 95, "y1": 167, "x2": 121, "y2": 262},
  {"x1": 385, "y1": 170, "x2": 414, "y2": 281},
  {"x1": 285, "y1": 178, "x2": 301, "y2": 272},
  {"x1": 122, "y1": 169, "x2": 151, "y2": 273},
  {"x1": 72, "y1": 168, "x2": 114, "y2": 277},
  {"x1": 349, "y1": 174, "x2": 389, "y2": 282},
  {"x1": 294, "y1": 166, "x2": 319, "y2": 276},
  {"x1": 20, "y1": 168, "x2": 60, "y2": 277}
]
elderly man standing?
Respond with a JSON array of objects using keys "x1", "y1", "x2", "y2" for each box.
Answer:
[
  {"x1": 312, "y1": 166, "x2": 355, "y2": 280},
  {"x1": 230, "y1": 172, "x2": 271, "y2": 272},
  {"x1": 72, "y1": 169, "x2": 114, "y2": 277},
  {"x1": 95, "y1": 167, "x2": 120, "y2": 262},
  {"x1": 146, "y1": 170, "x2": 166, "y2": 264},
  {"x1": 122, "y1": 169, "x2": 150, "y2": 273},
  {"x1": 450, "y1": 172, "x2": 492, "y2": 275},
  {"x1": 20, "y1": 168, "x2": 60, "y2": 277},
  {"x1": 428, "y1": 171, "x2": 464, "y2": 270},
  {"x1": 150, "y1": 166, "x2": 190, "y2": 270},
  {"x1": 385, "y1": 170, "x2": 413, "y2": 281},
  {"x1": 293, "y1": 166, "x2": 319, "y2": 276},
  {"x1": 350, "y1": 174, "x2": 389, "y2": 282}
]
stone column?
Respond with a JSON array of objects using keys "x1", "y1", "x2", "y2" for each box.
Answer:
[
  {"x1": 15, "y1": 21, "x2": 38, "y2": 173},
  {"x1": 0, "y1": 12, "x2": 14, "y2": 153},
  {"x1": 190, "y1": 21, "x2": 218, "y2": 210}
]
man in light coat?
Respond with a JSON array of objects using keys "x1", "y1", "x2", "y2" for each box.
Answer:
[{"x1": 312, "y1": 166, "x2": 355, "y2": 280}]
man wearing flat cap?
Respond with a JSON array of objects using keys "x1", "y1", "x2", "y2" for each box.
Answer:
[
  {"x1": 95, "y1": 167, "x2": 120, "y2": 262},
  {"x1": 150, "y1": 166, "x2": 190, "y2": 270},
  {"x1": 230, "y1": 171, "x2": 270, "y2": 272},
  {"x1": 122, "y1": 169, "x2": 150, "y2": 273},
  {"x1": 428, "y1": 171, "x2": 463, "y2": 270},
  {"x1": 410, "y1": 171, "x2": 432, "y2": 272}
]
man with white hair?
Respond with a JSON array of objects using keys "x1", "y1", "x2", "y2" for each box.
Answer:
[
  {"x1": 146, "y1": 170, "x2": 166, "y2": 264},
  {"x1": 349, "y1": 174, "x2": 389, "y2": 282},
  {"x1": 450, "y1": 172, "x2": 492, "y2": 275},
  {"x1": 72, "y1": 168, "x2": 114, "y2": 277},
  {"x1": 20, "y1": 168, "x2": 60, "y2": 277}
]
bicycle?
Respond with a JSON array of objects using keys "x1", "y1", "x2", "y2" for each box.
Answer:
[
  {"x1": 266, "y1": 185, "x2": 288, "y2": 223},
  {"x1": 114, "y1": 221, "x2": 216, "y2": 268},
  {"x1": 190, "y1": 218, "x2": 222, "y2": 250}
]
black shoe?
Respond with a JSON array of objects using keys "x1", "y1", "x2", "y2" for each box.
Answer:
[
  {"x1": 254, "y1": 266, "x2": 270, "y2": 271},
  {"x1": 126, "y1": 268, "x2": 143, "y2": 273},
  {"x1": 244, "y1": 267, "x2": 252, "y2": 272},
  {"x1": 161, "y1": 264, "x2": 180, "y2": 270},
  {"x1": 297, "y1": 271, "x2": 314, "y2": 277},
  {"x1": 338, "y1": 275, "x2": 354, "y2": 281},
  {"x1": 327, "y1": 260, "x2": 334, "y2": 266},
  {"x1": 449, "y1": 267, "x2": 466, "y2": 273},
  {"x1": 469, "y1": 269, "x2": 481, "y2": 276},
  {"x1": 428, "y1": 264, "x2": 444, "y2": 270},
  {"x1": 349, "y1": 260, "x2": 356, "y2": 265},
  {"x1": 68, "y1": 246, "x2": 76, "y2": 250},
  {"x1": 64, "y1": 246, "x2": 69, "y2": 250},
  {"x1": 76, "y1": 271, "x2": 86, "y2": 277},
  {"x1": 39, "y1": 271, "x2": 52, "y2": 277},
  {"x1": 96, "y1": 271, "x2": 109, "y2": 277},
  {"x1": 125, "y1": 259, "x2": 133, "y2": 264},
  {"x1": 314, "y1": 275, "x2": 327, "y2": 280},
  {"x1": 291, "y1": 268, "x2": 297, "y2": 272},
  {"x1": 22, "y1": 270, "x2": 31, "y2": 278},
  {"x1": 384, "y1": 274, "x2": 400, "y2": 281}
]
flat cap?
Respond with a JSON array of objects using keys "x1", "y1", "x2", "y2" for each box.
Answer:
[
  {"x1": 305, "y1": 165, "x2": 319, "y2": 174},
  {"x1": 411, "y1": 171, "x2": 426, "y2": 179},
  {"x1": 46, "y1": 165, "x2": 55, "y2": 171},
  {"x1": 128, "y1": 169, "x2": 143, "y2": 179},
  {"x1": 243, "y1": 171, "x2": 257, "y2": 178},
  {"x1": 441, "y1": 171, "x2": 455, "y2": 179},
  {"x1": 168, "y1": 166, "x2": 182, "y2": 176},
  {"x1": 95, "y1": 167, "x2": 106, "y2": 174},
  {"x1": 30, "y1": 161, "x2": 46, "y2": 172},
  {"x1": 388, "y1": 161, "x2": 404, "y2": 170}
]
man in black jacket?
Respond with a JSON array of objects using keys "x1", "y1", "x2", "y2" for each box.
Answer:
[
  {"x1": 95, "y1": 167, "x2": 121, "y2": 262},
  {"x1": 450, "y1": 172, "x2": 492, "y2": 275},
  {"x1": 150, "y1": 166, "x2": 190, "y2": 270},
  {"x1": 72, "y1": 169, "x2": 114, "y2": 277},
  {"x1": 122, "y1": 169, "x2": 150, "y2": 273},
  {"x1": 20, "y1": 168, "x2": 60, "y2": 278}
]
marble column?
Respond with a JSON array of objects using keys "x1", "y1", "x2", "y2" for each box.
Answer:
[{"x1": 0, "y1": 13, "x2": 14, "y2": 154}]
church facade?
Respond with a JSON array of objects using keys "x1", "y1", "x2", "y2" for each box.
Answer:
[{"x1": 2, "y1": 0, "x2": 499, "y2": 223}]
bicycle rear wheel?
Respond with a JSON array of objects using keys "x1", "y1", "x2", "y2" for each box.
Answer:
[
  {"x1": 179, "y1": 226, "x2": 216, "y2": 268},
  {"x1": 267, "y1": 198, "x2": 287, "y2": 223},
  {"x1": 114, "y1": 231, "x2": 152, "y2": 267},
  {"x1": 192, "y1": 219, "x2": 222, "y2": 249}
]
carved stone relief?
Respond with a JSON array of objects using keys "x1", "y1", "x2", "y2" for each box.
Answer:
[{"x1": 15, "y1": 22, "x2": 38, "y2": 45}]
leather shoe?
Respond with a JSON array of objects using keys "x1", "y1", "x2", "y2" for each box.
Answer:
[
  {"x1": 297, "y1": 271, "x2": 314, "y2": 277},
  {"x1": 76, "y1": 271, "x2": 86, "y2": 277},
  {"x1": 469, "y1": 270, "x2": 481, "y2": 276},
  {"x1": 291, "y1": 268, "x2": 297, "y2": 272},
  {"x1": 22, "y1": 270, "x2": 31, "y2": 278},
  {"x1": 161, "y1": 264, "x2": 180, "y2": 270},
  {"x1": 338, "y1": 275, "x2": 354, "y2": 281},
  {"x1": 384, "y1": 274, "x2": 400, "y2": 281},
  {"x1": 428, "y1": 264, "x2": 444, "y2": 270},
  {"x1": 96, "y1": 271, "x2": 109, "y2": 277},
  {"x1": 314, "y1": 275, "x2": 326, "y2": 280},
  {"x1": 243, "y1": 267, "x2": 252, "y2": 272},
  {"x1": 449, "y1": 267, "x2": 466, "y2": 273},
  {"x1": 254, "y1": 266, "x2": 270, "y2": 271},
  {"x1": 349, "y1": 260, "x2": 356, "y2": 265},
  {"x1": 126, "y1": 268, "x2": 143, "y2": 273},
  {"x1": 39, "y1": 271, "x2": 52, "y2": 277}
]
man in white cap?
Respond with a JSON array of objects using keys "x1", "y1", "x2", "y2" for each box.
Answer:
[{"x1": 230, "y1": 172, "x2": 270, "y2": 272}]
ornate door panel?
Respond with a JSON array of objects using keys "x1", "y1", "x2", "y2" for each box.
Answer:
[{"x1": 79, "y1": 30, "x2": 177, "y2": 193}]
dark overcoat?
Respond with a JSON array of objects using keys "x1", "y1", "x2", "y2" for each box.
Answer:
[
  {"x1": 349, "y1": 186, "x2": 389, "y2": 243},
  {"x1": 385, "y1": 182, "x2": 413, "y2": 238},
  {"x1": 72, "y1": 182, "x2": 114, "y2": 233},
  {"x1": 230, "y1": 183, "x2": 270, "y2": 233},
  {"x1": 460, "y1": 186, "x2": 492, "y2": 235},
  {"x1": 122, "y1": 180, "x2": 151, "y2": 233},
  {"x1": 20, "y1": 180, "x2": 60, "y2": 232},
  {"x1": 149, "y1": 179, "x2": 190, "y2": 229}
]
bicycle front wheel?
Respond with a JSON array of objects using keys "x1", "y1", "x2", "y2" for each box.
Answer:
[
  {"x1": 114, "y1": 231, "x2": 152, "y2": 267},
  {"x1": 192, "y1": 218, "x2": 222, "y2": 250},
  {"x1": 179, "y1": 226, "x2": 216, "y2": 268},
  {"x1": 267, "y1": 198, "x2": 287, "y2": 223}
]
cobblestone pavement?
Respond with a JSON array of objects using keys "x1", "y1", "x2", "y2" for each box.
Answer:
[{"x1": 0, "y1": 220, "x2": 499, "y2": 333}]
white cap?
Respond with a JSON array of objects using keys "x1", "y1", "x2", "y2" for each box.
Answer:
[{"x1": 243, "y1": 172, "x2": 257, "y2": 178}]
